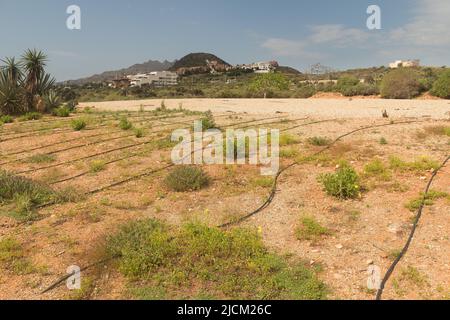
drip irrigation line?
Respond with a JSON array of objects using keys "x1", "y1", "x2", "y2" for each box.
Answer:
[
  {"x1": 15, "y1": 114, "x2": 289, "y2": 176},
  {"x1": 375, "y1": 155, "x2": 449, "y2": 300},
  {"x1": 218, "y1": 119, "x2": 424, "y2": 229},
  {"x1": 2, "y1": 114, "x2": 220, "y2": 166},
  {"x1": 49, "y1": 116, "x2": 308, "y2": 185}
]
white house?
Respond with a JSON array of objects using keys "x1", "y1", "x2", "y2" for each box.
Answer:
[
  {"x1": 389, "y1": 59, "x2": 420, "y2": 69},
  {"x1": 128, "y1": 71, "x2": 178, "y2": 87}
]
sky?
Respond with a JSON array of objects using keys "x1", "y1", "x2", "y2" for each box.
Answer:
[{"x1": 1, "y1": 0, "x2": 449, "y2": 81}]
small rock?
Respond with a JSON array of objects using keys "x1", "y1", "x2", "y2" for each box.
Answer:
[
  {"x1": 366, "y1": 260, "x2": 374, "y2": 265},
  {"x1": 335, "y1": 244, "x2": 344, "y2": 249}
]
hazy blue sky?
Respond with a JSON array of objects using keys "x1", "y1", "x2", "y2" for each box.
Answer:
[{"x1": 1, "y1": 0, "x2": 449, "y2": 81}]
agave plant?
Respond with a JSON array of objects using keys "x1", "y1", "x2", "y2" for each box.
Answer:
[
  {"x1": 43, "y1": 89, "x2": 61, "y2": 111},
  {"x1": 0, "y1": 72, "x2": 26, "y2": 114},
  {"x1": 0, "y1": 57, "x2": 23, "y2": 84}
]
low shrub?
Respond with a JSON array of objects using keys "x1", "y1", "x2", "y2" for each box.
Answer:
[
  {"x1": 380, "y1": 68, "x2": 422, "y2": 99},
  {"x1": 52, "y1": 106, "x2": 71, "y2": 117},
  {"x1": 18, "y1": 112, "x2": 42, "y2": 122},
  {"x1": 89, "y1": 160, "x2": 107, "y2": 173},
  {"x1": 71, "y1": 119, "x2": 87, "y2": 131},
  {"x1": 119, "y1": 117, "x2": 133, "y2": 130},
  {"x1": 318, "y1": 165, "x2": 361, "y2": 199},
  {"x1": 107, "y1": 219, "x2": 327, "y2": 299},
  {"x1": 164, "y1": 166, "x2": 210, "y2": 192},
  {"x1": 134, "y1": 127, "x2": 144, "y2": 138},
  {"x1": 0, "y1": 115, "x2": 13, "y2": 124}
]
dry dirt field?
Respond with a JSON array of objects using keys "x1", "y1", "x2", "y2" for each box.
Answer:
[{"x1": 0, "y1": 100, "x2": 449, "y2": 300}]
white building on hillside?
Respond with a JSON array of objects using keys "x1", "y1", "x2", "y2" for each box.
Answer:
[
  {"x1": 236, "y1": 61, "x2": 279, "y2": 73},
  {"x1": 128, "y1": 71, "x2": 178, "y2": 87},
  {"x1": 389, "y1": 59, "x2": 420, "y2": 69}
]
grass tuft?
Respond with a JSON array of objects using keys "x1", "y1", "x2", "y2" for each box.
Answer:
[{"x1": 164, "y1": 166, "x2": 210, "y2": 192}]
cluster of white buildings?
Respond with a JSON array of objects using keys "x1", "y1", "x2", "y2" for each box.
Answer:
[
  {"x1": 389, "y1": 59, "x2": 420, "y2": 69},
  {"x1": 236, "y1": 61, "x2": 279, "y2": 73},
  {"x1": 128, "y1": 71, "x2": 178, "y2": 87},
  {"x1": 109, "y1": 71, "x2": 178, "y2": 88}
]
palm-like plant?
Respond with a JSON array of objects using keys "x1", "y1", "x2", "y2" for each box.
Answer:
[
  {"x1": 1, "y1": 57, "x2": 23, "y2": 84},
  {"x1": 0, "y1": 72, "x2": 26, "y2": 114},
  {"x1": 21, "y1": 49, "x2": 48, "y2": 108}
]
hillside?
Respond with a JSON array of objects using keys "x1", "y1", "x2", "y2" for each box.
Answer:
[
  {"x1": 67, "y1": 59, "x2": 174, "y2": 84},
  {"x1": 169, "y1": 53, "x2": 231, "y2": 74}
]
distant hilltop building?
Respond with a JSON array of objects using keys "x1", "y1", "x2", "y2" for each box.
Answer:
[
  {"x1": 389, "y1": 59, "x2": 420, "y2": 69},
  {"x1": 236, "y1": 61, "x2": 279, "y2": 73},
  {"x1": 108, "y1": 71, "x2": 178, "y2": 88}
]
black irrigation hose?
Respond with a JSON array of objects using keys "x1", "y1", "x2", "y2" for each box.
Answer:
[
  {"x1": 41, "y1": 257, "x2": 116, "y2": 294},
  {"x1": 0, "y1": 111, "x2": 192, "y2": 142},
  {"x1": 2, "y1": 114, "x2": 220, "y2": 166},
  {"x1": 49, "y1": 116, "x2": 309, "y2": 185},
  {"x1": 375, "y1": 155, "x2": 450, "y2": 300},
  {"x1": 36, "y1": 115, "x2": 311, "y2": 209},
  {"x1": 218, "y1": 120, "x2": 423, "y2": 229}
]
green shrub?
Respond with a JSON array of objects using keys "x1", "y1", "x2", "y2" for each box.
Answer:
[
  {"x1": 379, "y1": 137, "x2": 388, "y2": 145},
  {"x1": 71, "y1": 119, "x2": 87, "y2": 131},
  {"x1": 0, "y1": 115, "x2": 13, "y2": 124},
  {"x1": 52, "y1": 106, "x2": 70, "y2": 117},
  {"x1": 318, "y1": 165, "x2": 361, "y2": 199},
  {"x1": 164, "y1": 166, "x2": 210, "y2": 192},
  {"x1": 18, "y1": 112, "x2": 42, "y2": 122},
  {"x1": 119, "y1": 117, "x2": 133, "y2": 130},
  {"x1": 107, "y1": 219, "x2": 327, "y2": 300},
  {"x1": 134, "y1": 127, "x2": 144, "y2": 138},
  {"x1": 380, "y1": 68, "x2": 422, "y2": 99},
  {"x1": 0, "y1": 237, "x2": 35, "y2": 275},
  {"x1": 430, "y1": 70, "x2": 450, "y2": 99},
  {"x1": 341, "y1": 83, "x2": 379, "y2": 97},
  {"x1": 336, "y1": 76, "x2": 360, "y2": 92},
  {"x1": 293, "y1": 85, "x2": 316, "y2": 98}
]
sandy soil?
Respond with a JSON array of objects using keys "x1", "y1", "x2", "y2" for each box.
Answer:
[
  {"x1": 0, "y1": 107, "x2": 449, "y2": 300},
  {"x1": 80, "y1": 98, "x2": 450, "y2": 120}
]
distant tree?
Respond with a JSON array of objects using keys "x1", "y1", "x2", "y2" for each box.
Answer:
[{"x1": 249, "y1": 73, "x2": 289, "y2": 98}]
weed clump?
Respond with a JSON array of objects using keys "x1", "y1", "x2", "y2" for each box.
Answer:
[
  {"x1": 296, "y1": 216, "x2": 331, "y2": 243},
  {"x1": 318, "y1": 164, "x2": 361, "y2": 199},
  {"x1": 363, "y1": 159, "x2": 391, "y2": 181},
  {"x1": 0, "y1": 115, "x2": 13, "y2": 124},
  {"x1": 26, "y1": 153, "x2": 56, "y2": 164},
  {"x1": 389, "y1": 156, "x2": 440, "y2": 172},
  {"x1": 107, "y1": 219, "x2": 327, "y2": 300},
  {"x1": 405, "y1": 190, "x2": 449, "y2": 212},
  {"x1": 0, "y1": 237, "x2": 35, "y2": 275},
  {"x1": 164, "y1": 166, "x2": 210, "y2": 192},
  {"x1": 89, "y1": 160, "x2": 107, "y2": 173},
  {"x1": 0, "y1": 171, "x2": 80, "y2": 222},
  {"x1": 308, "y1": 136, "x2": 331, "y2": 146},
  {"x1": 52, "y1": 106, "x2": 71, "y2": 117},
  {"x1": 18, "y1": 112, "x2": 42, "y2": 122},
  {"x1": 71, "y1": 119, "x2": 87, "y2": 131},
  {"x1": 119, "y1": 117, "x2": 133, "y2": 130},
  {"x1": 134, "y1": 127, "x2": 144, "y2": 138}
]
